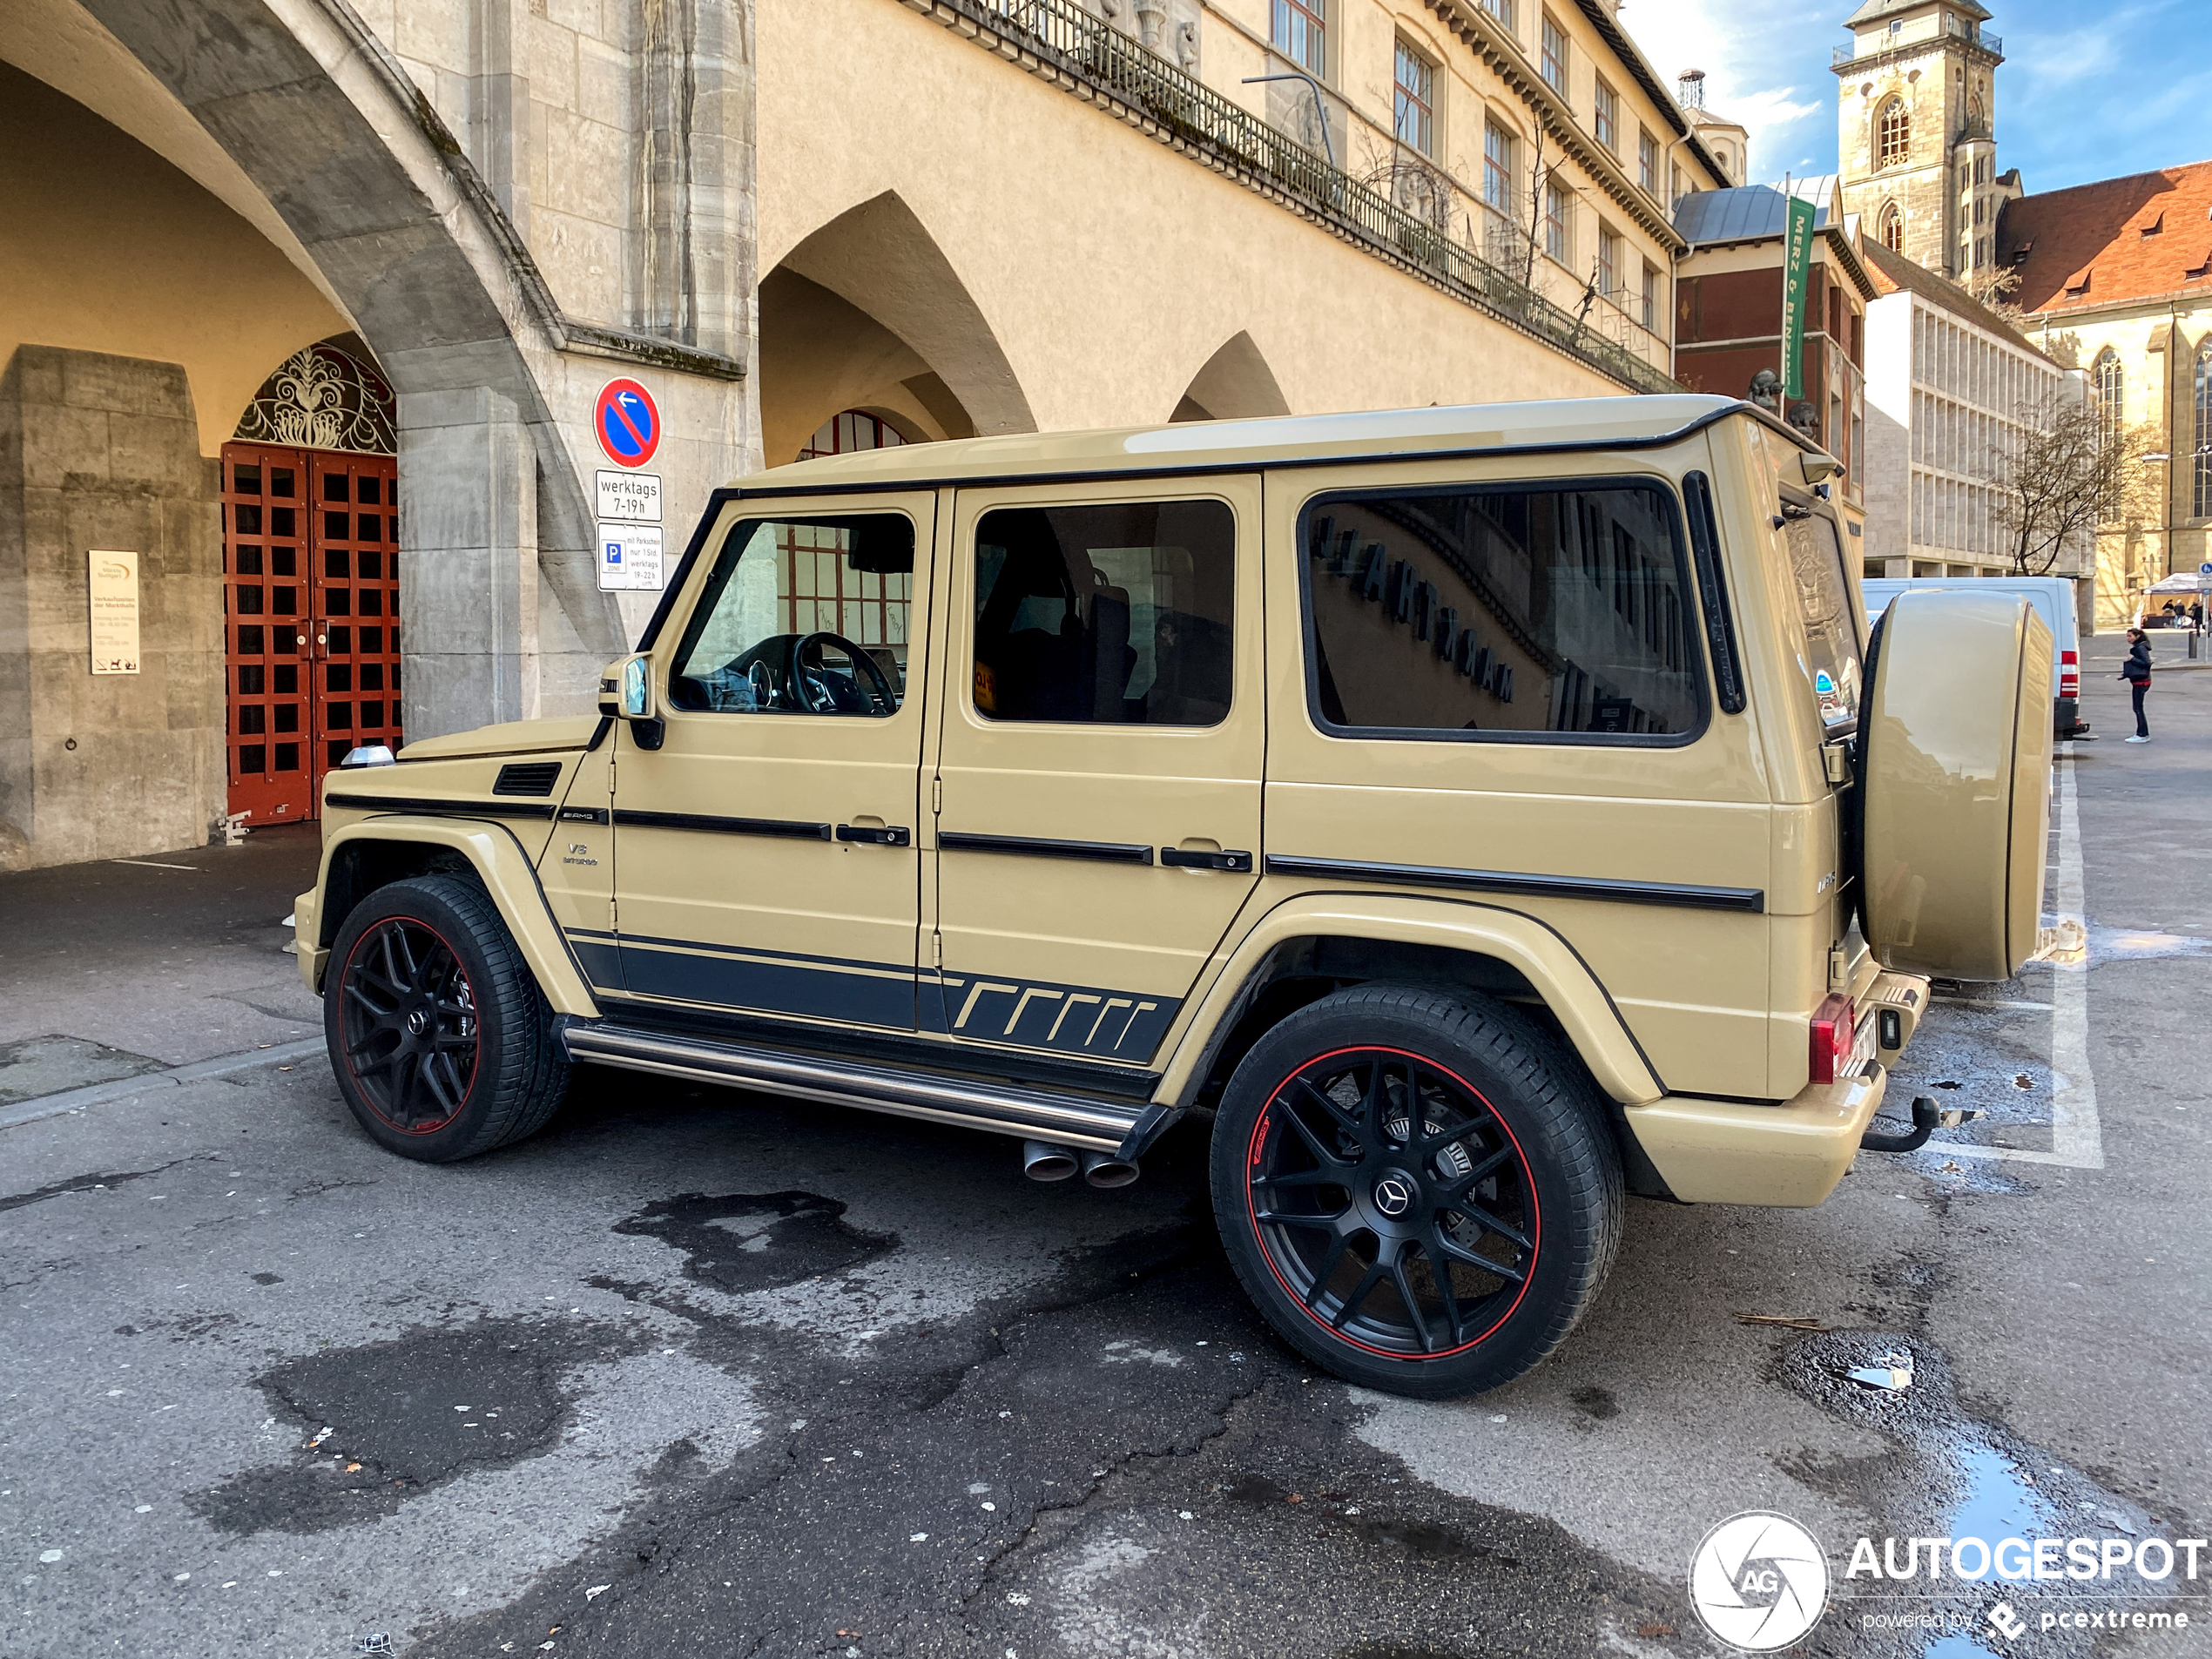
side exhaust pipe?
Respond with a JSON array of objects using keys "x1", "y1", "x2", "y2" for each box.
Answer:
[
  {"x1": 1079, "y1": 1149, "x2": 1140, "y2": 1190},
  {"x1": 1022, "y1": 1141, "x2": 1079, "y2": 1183}
]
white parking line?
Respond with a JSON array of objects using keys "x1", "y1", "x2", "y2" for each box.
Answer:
[{"x1": 1940, "y1": 745, "x2": 2105, "y2": 1170}]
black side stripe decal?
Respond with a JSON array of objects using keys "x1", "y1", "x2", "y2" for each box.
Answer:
[
  {"x1": 1265, "y1": 854, "x2": 1764, "y2": 914},
  {"x1": 324, "y1": 792, "x2": 556, "y2": 820},
  {"x1": 613, "y1": 809, "x2": 833, "y2": 840},
  {"x1": 940, "y1": 831, "x2": 1154, "y2": 866}
]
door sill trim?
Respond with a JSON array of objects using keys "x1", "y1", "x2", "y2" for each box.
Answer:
[{"x1": 560, "y1": 1018, "x2": 1157, "y2": 1154}]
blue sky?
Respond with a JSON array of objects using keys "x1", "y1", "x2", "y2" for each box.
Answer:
[{"x1": 1621, "y1": 0, "x2": 2212, "y2": 194}]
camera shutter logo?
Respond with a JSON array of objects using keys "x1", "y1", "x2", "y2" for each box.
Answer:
[{"x1": 1688, "y1": 1512, "x2": 1830, "y2": 1650}]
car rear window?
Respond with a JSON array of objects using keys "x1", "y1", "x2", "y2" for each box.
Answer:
[
  {"x1": 1780, "y1": 506, "x2": 1865, "y2": 737},
  {"x1": 1300, "y1": 480, "x2": 1705, "y2": 742}
]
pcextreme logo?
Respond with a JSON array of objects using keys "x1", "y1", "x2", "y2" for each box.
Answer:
[{"x1": 1689, "y1": 1512, "x2": 1831, "y2": 1650}]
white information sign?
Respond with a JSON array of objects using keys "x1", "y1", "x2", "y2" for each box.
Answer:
[
  {"x1": 87, "y1": 550, "x2": 141, "y2": 675},
  {"x1": 597, "y1": 523, "x2": 664, "y2": 591},
  {"x1": 596, "y1": 469, "x2": 663, "y2": 523}
]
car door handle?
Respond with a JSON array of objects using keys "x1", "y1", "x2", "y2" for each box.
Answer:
[
  {"x1": 836, "y1": 823, "x2": 912, "y2": 847},
  {"x1": 1159, "y1": 847, "x2": 1254, "y2": 873}
]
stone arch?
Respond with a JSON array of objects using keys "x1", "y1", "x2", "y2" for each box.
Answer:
[
  {"x1": 1878, "y1": 201, "x2": 1904, "y2": 252},
  {"x1": 54, "y1": 0, "x2": 626, "y2": 696},
  {"x1": 1170, "y1": 332, "x2": 1291, "y2": 422},
  {"x1": 761, "y1": 190, "x2": 1035, "y2": 465},
  {"x1": 1876, "y1": 95, "x2": 1911, "y2": 169}
]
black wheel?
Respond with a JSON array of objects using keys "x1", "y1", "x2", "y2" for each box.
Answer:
[
  {"x1": 323, "y1": 874, "x2": 570, "y2": 1162},
  {"x1": 1211, "y1": 983, "x2": 1622, "y2": 1397}
]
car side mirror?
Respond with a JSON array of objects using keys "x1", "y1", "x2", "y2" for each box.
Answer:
[{"x1": 600, "y1": 654, "x2": 665, "y2": 750}]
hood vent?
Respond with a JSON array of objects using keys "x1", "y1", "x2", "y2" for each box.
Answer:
[{"x1": 493, "y1": 761, "x2": 563, "y2": 798}]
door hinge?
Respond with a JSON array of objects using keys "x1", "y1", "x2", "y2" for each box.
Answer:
[
  {"x1": 931, "y1": 928, "x2": 943, "y2": 968},
  {"x1": 610, "y1": 896, "x2": 619, "y2": 932},
  {"x1": 607, "y1": 757, "x2": 617, "y2": 791},
  {"x1": 930, "y1": 774, "x2": 942, "y2": 815}
]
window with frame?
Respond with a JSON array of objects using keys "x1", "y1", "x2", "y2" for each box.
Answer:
[
  {"x1": 1543, "y1": 177, "x2": 1570, "y2": 265},
  {"x1": 1638, "y1": 127, "x2": 1659, "y2": 192},
  {"x1": 1778, "y1": 504, "x2": 1865, "y2": 736},
  {"x1": 972, "y1": 500, "x2": 1235, "y2": 726},
  {"x1": 2094, "y1": 349, "x2": 2124, "y2": 455},
  {"x1": 1483, "y1": 121, "x2": 1516, "y2": 211},
  {"x1": 2195, "y1": 340, "x2": 2212, "y2": 521},
  {"x1": 1540, "y1": 14, "x2": 1568, "y2": 95},
  {"x1": 1482, "y1": 0, "x2": 1515, "y2": 31},
  {"x1": 1596, "y1": 227, "x2": 1619, "y2": 296},
  {"x1": 1640, "y1": 262, "x2": 1659, "y2": 330},
  {"x1": 1593, "y1": 79, "x2": 1617, "y2": 151},
  {"x1": 670, "y1": 514, "x2": 915, "y2": 716},
  {"x1": 1271, "y1": 0, "x2": 1325, "y2": 77},
  {"x1": 1305, "y1": 482, "x2": 1703, "y2": 740},
  {"x1": 1877, "y1": 98, "x2": 1910, "y2": 167},
  {"x1": 1878, "y1": 202, "x2": 1903, "y2": 251},
  {"x1": 1393, "y1": 40, "x2": 1436, "y2": 154}
]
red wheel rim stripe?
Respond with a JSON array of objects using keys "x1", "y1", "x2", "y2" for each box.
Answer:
[
  {"x1": 1244, "y1": 1044, "x2": 1541, "y2": 1360},
  {"x1": 338, "y1": 914, "x2": 482, "y2": 1136}
]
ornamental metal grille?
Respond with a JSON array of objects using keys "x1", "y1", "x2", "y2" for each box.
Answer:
[{"x1": 233, "y1": 343, "x2": 397, "y2": 455}]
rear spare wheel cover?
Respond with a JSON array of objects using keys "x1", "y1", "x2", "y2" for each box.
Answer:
[{"x1": 1857, "y1": 590, "x2": 2054, "y2": 980}]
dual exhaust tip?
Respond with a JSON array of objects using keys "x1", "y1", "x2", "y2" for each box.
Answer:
[{"x1": 1022, "y1": 1139, "x2": 1138, "y2": 1190}]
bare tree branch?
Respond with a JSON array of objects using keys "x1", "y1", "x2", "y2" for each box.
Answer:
[{"x1": 1986, "y1": 395, "x2": 2160, "y2": 577}]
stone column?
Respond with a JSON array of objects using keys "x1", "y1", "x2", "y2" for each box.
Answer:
[
  {"x1": 0, "y1": 347, "x2": 223, "y2": 869},
  {"x1": 395, "y1": 386, "x2": 542, "y2": 741}
]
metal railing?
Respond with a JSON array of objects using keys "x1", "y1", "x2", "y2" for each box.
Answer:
[
  {"x1": 949, "y1": 0, "x2": 1678, "y2": 393},
  {"x1": 1835, "y1": 25, "x2": 1999, "y2": 65}
]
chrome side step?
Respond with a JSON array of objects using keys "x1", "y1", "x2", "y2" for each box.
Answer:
[{"x1": 562, "y1": 1020, "x2": 1154, "y2": 1154}]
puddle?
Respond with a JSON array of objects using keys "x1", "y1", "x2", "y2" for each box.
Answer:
[
  {"x1": 1921, "y1": 1635, "x2": 2000, "y2": 1658},
  {"x1": 1948, "y1": 1440, "x2": 2053, "y2": 1545},
  {"x1": 610, "y1": 1190, "x2": 896, "y2": 1295},
  {"x1": 2082, "y1": 924, "x2": 2212, "y2": 966}
]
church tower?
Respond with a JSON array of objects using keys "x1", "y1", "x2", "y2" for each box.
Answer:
[{"x1": 1832, "y1": 0, "x2": 2012, "y2": 280}]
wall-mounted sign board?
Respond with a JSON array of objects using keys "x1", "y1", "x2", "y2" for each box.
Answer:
[
  {"x1": 88, "y1": 550, "x2": 140, "y2": 674},
  {"x1": 596, "y1": 469, "x2": 662, "y2": 523},
  {"x1": 597, "y1": 523, "x2": 664, "y2": 591}
]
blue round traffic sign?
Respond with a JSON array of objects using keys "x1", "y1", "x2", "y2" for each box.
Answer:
[{"x1": 595, "y1": 378, "x2": 660, "y2": 469}]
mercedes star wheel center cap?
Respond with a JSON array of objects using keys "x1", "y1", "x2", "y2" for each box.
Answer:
[
  {"x1": 406, "y1": 1008, "x2": 431, "y2": 1036},
  {"x1": 1373, "y1": 1173, "x2": 1416, "y2": 1217}
]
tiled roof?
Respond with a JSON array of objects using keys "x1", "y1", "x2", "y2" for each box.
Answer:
[
  {"x1": 1997, "y1": 160, "x2": 2212, "y2": 315},
  {"x1": 1862, "y1": 240, "x2": 2049, "y2": 359}
]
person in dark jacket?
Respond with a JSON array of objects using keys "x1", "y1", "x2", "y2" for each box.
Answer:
[{"x1": 2121, "y1": 629, "x2": 2153, "y2": 741}]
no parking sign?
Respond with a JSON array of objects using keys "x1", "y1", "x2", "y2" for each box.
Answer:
[{"x1": 594, "y1": 378, "x2": 660, "y2": 469}]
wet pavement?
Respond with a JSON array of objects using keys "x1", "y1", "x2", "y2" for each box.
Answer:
[{"x1": 1, "y1": 645, "x2": 2207, "y2": 1659}]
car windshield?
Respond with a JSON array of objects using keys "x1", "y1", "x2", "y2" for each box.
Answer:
[{"x1": 1780, "y1": 506, "x2": 1864, "y2": 737}]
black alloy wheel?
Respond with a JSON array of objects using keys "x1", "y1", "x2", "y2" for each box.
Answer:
[
  {"x1": 1244, "y1": 1046, "x2": 1538, "y2": 1359},
  {"x1": 1212, "y1": 983, "x2": 1622, "y2": 1397},
  {"x1": 339, "y1": 916, "x2": 482, "y2": 1135},
  {"x1": 322, "y1": 874, "x2": 570, "y2": 1162}
]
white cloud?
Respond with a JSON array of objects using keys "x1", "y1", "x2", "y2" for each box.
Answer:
[{"x1": 1616, "y1": 0, "x2": 1841, "y2": 179}]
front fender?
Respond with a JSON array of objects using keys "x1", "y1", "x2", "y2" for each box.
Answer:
[
  {"x1": 297, "y1": 817, "x2": 600, "y2": 1017},
  {"x1": 1158, "y1": 892, "x2": 1665, "y2": 1107}
]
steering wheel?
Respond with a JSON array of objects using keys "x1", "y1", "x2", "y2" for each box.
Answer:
[{"x1": 789, "y1": 632, "x2": 898, "y2": 716}]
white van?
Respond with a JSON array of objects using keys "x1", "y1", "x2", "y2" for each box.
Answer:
[{"x1": 1864, "y1": 576, "x2": 2087, "y2": 737}]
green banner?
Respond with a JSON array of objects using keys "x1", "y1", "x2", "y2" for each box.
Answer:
[{"x1": 1779, "y1": 193, "x2": 1817, "y2": 401}]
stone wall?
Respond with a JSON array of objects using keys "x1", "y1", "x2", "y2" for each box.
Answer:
[{"x1": 0, "y1": 347, "x2": 223, "y2": 869}]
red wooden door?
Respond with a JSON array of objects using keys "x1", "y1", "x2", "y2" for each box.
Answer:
[
  {"x1": 222, "y1": 443, "x2": 401, "y2": 823},
  {"x1": 221, "y1": 445, "x2": 314, "y2": 826},
  {"x1": 307, "y1": 451, "x2": 402, "y2": 791}
]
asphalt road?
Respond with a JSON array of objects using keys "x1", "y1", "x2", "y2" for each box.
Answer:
[{"x1": 2, "y1": 645, "x2": 2206, "y2": 1659}]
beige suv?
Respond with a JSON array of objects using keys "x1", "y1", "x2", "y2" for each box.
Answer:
[{"x1": 295, "y1": 395, "x2": 2052, "y2": 1396}]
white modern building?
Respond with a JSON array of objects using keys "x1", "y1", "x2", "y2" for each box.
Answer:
[{"x1": 1859, "y1": 239, "x2": 2092, "y2": 594}]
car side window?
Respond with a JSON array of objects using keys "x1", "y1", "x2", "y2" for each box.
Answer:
[
  {"x1": 669, "y1": 514, "x2": 914, "y2": 717},
  {"x1": 971, "y1": 500, "x2": 1234, "y2": 725},
  {"x1": 1302, "y1": 481, "x2": 1705, "y2": 742}
]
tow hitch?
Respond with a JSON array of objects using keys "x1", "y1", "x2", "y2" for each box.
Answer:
[{"x1": 1860, "y1": 1095, "x2": 1979, "y2": 1154}]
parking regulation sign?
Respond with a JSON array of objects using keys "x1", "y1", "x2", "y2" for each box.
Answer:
[
  {"x1": 597, "y1": 523, "x2": 664, "y2": 591},
  {"x1": 594, "y1": 378, "x2": 660, "y2": 469}
]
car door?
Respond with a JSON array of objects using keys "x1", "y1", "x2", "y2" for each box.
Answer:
[
  {"x1": 610, "y1": 493, "x2": 935, "y2": 1031},
  {"x1": 929, "y1": 475, "x2": 1264, "y2": 1069}
]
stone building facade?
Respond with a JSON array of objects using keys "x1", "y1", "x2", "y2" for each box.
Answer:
[
  {"x1": 1858, "y1": 239, "x2": 2089, "y2": 590},
  {"x1": 1832, "y1": 0, "x2": 2016, "y2": 282},
  {"x1": 2000, "y1": 162, "x2": 2212, "y2": 628}
]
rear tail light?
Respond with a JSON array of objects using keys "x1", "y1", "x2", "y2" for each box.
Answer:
[
  {"x1": 1810, "y1": 994, "x2": 1856, "y2": 1086},
  {"x1": 2060, "y1": 649, "x2": 2079, "y2": 698}
]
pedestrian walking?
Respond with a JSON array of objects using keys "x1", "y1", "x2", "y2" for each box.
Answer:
[{"x1": 2121, "y1": 628, "x2": 2153, "y2": 742}]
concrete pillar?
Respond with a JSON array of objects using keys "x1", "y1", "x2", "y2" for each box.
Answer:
[
  {"x1": 0, "y1": 347, "x2": 223, "y2": 869},
  {"x1": 396, "y1": 386, "x2": 542, "y2": 741}
]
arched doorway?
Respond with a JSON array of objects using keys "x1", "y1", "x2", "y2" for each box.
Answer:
[{"x1": 221, "y1": 339, "x2": 400, "y2": 825}]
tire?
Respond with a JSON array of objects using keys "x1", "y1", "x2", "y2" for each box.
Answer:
[
  {"x1": 1210, "y1": 983, "x2": 1622, "y2": 1398},
  {"x1": 322, "y1": 874, "x2": 570, "y2": 1162}
]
